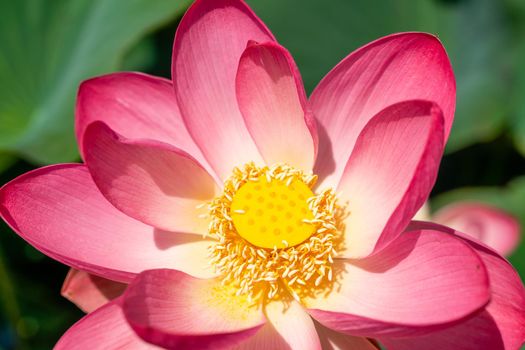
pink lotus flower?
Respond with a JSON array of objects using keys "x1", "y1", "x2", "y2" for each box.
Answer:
[
  {"x1": 415, "y1": 202, "x2": 521, "y2": 257},
  {"x1": 1, "y1": 0, "x2": 524, "y2": 348},
  {"x1": 434, "y1": 202, "x2": 521, "y2": 257}
]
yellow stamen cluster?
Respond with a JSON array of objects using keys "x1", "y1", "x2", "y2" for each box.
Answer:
[{"x1": 206, "y1": 163, "x2": 345, "y2": 303}]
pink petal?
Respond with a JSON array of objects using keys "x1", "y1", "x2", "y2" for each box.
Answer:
[
  {"x1": 236, "y1": 41, "x2": 317, "y2": 170},
  {"x1": 433, "y1": 202, "x2": 520, "y2": 256},
  {"x1": 381, "y1": 222, "x2": 525, "y2": 350},
  {"x1": 172, "y1": 0, "x2": 275, "y2": 180},
  {"x1": 55, "y1": 299, "x2": 159, "y2": 349},
  {"x1": 123, "y1": 269, "x2": 266, "y2": 349},
  {"x1": 307, "y1": 225, "x2": 490, "y2": 338},
  {"x1": 235, "y1": 300, "x2": 321, "y2": 350},
  {"x1": 337, "y1": 100, "x2": 444, "y2": 258},
  {"x1": 316, "y1": 324, "x2": 379, "y2": 350},
  {"x1": 61, "y1": 268, "x2": 126, "y2": 313},
  {"x1": 75, "y1": 72, "x2": 210, "y2": 174},
  {"x1": 232, "y1": 324, "x2": 292, "y2": 350},
  {"x1": 311, "y1": 32, "x2": 455, "y2": 188},
  {"x1": 83, "y1": 121, "x2": 219, "y2": 233},
  {"x1": 0, "y1": 164, "x2": 216, "y2": 282}
]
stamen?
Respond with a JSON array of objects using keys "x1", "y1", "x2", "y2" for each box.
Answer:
[{"x1": 206, "y1": 163, "x2": 346, "y2": 303}]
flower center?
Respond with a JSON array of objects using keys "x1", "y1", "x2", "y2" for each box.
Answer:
[
  {"x1": 230, "y1": 175, "x2": 315, "y2": 249},
  {"x1": 206, "y1": 163, "x2": 345, "y2": 303}
]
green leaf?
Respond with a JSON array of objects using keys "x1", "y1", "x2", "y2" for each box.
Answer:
[
  {"x1": 248, "y1": 0, "x2": 508, "y2": 152},
  {"x1": 509, "y1": 2, "x2": 525, "y2": 156},
  {"x1": 0, "y1": 0, "x2": 190, "y2": 164},
  {"x1": 432, "y1": 176, "x2": 525, "y2": 279},
  {"x1": 120, "y1": 37, "x2": 157, "y2": 73},
  {"x1": 0, "y1": 153, "x2": 15, "y2": 173},
  {"x1": 436, "y1": 0, "x2": 508, "y2": 153}
]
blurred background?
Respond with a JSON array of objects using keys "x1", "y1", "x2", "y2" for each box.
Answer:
[{"x1": 0, "y1": 0, "x2": 524, "y2": 348}]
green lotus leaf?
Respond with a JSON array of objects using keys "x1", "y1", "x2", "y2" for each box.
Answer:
[{"x1": 0, "y1": 0, "x2": 190, "y2": 164}]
